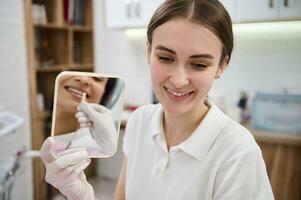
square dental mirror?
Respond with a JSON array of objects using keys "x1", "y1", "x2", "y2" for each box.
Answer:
[{"x1": 51, "y1": 71, "x2": 125, "y2": 158}]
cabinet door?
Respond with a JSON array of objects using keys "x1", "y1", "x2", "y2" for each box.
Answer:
[
  {"x1": 105, "y1": 0, "x2": 163, "y2": 28},
  {"x1": 219, "y1": 0, "x2": 238, "y2": 22},
  {"x1": 236, "y1": 0, "x2": 280, "y2": 22},
  {"x1": 279, "y1": 0, "x2": 301, "y2": 19},
  {"x1": 105, "y1": 0, "x2": 138, "y2": 28},
  {"x1": 140, "y1": 0, "x2": 164, "y2": 26}
]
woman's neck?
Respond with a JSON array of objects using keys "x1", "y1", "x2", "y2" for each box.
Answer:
[
  {"x1": 163, "y1": 103, "x2": 209, "y2": 149},
  {"x1": 54, "y1": 109, "x2": 79, "y2": 135}
]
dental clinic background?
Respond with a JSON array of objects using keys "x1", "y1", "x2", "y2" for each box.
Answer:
[{"x1": 1, "y1": 0, "x2": 301, "y2": 199}]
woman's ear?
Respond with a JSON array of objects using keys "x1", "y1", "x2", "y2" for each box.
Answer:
[{"x1": 215, "y1": 56, "x2": 229, "y2": 79}]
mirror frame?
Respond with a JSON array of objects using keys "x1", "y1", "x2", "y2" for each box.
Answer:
[{"x1": 51, "y1": 71, "x2": 126, "y2": 158}]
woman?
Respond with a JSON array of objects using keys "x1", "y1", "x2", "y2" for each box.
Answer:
[
  {"x1": 40, "y1": 0, "x2": 274, "y2": 199},
  {"x1": 53, "y1": 74, "x2": 117, "y2": 157}
]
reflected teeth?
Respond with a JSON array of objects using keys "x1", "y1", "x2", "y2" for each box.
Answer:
[
  {"x1": 67, "y1": 87, "x2": 85, "y2": 97},
  {"x1": 166, "y1": 88, "x2": 192, "y2": 97}
]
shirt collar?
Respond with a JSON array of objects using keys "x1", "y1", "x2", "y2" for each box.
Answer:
[
  {"x1": 178, "y1": 103, "x2": 229, "y2": 161},
  {"x1": 151, "y1": 105, "x2": 169, "y2": 153},
  {"x1": 152, "y1": 101, "x2": 230, "y2": 161}
]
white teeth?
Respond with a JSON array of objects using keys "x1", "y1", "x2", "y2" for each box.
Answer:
[
  {"x1": 67, "y1": 87, "x2": 84, "y2": 97},
  {"x1": 166, "y1": 88, "x2": 192, "y2": 97}
]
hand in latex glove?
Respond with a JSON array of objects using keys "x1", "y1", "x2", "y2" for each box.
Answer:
[
  {"x1": 40, "y1": 137, "x2": 94, "y2": 200},
  {"x1": 76, "y1": 102, "x2": 117, "y2": 155}
]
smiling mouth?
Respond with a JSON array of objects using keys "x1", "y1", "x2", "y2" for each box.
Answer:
[
  {"x1": 64, "y1": 86, "x2": 89, "y2": 99},
  {"x1": 164, "y1": 86, "x2": 195, "y2": 97}
]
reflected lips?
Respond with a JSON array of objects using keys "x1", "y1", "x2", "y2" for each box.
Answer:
[{"x1": 65, "y1": 86, "x2": 89, "y2": 100}]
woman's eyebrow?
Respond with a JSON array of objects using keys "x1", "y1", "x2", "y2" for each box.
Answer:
[
  {"x1": 155, "y1": 45, "x2": 214, "y2": 59},
  {"x1": 155, "y1": 45, "x2": 176, "y2": 54},
  {"x1": 190, "y1": 54, "x2": 214, "y2": 59}
]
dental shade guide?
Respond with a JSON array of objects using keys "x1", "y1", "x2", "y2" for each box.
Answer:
[{"x1": 81, "y1": 92, "x2": 86, "y2": 102}]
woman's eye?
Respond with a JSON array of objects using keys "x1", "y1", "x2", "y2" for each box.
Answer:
[
  {"x1": 92, "y1": 77, "x2": 103, "y2": 82},
  {"x1": 158, "y1": 56, "x2": 174, "y2": 63},
  {"x1": 191, "y1": 63, "x2": 208, "y2": 70}
]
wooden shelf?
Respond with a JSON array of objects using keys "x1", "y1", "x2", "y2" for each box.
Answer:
[
  {"x1": 36, "y1": 63, "x2": 93, "y2": 72},
  {"x1": 34, "y1": 23, "x2": 93, "y2": 32},
  {"x1": 72, "y1": 25, "x2": 93, "y2": 32},
  {"x1": 25, "y1": 0, "x2": 95, "y2": 199},
  {"x1": 247, "y1": 126, "x2": 301, "y2": 146},
  {"x1": 34, "y1": 23, "x2": 68, "y2": 30},
  {"x1": 244, "y1": 125, "x2": 301, "y2": 199}
]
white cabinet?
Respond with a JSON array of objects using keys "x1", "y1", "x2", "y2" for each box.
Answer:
[
  {"x1": 279, "y1": 0, "x2": 301, "y2": 19},
  {"x1": 105, "y1": 0, "x2": 163, "y2": 28},
  {"x1": 105, "y1": 0, "x2": 301, "y2": 28},
  {"x1": 219, "y1": 0, "x2": 238, "y2": 22},
  {"x1": 237, "y1": 0, "x2": 279, "y2": 21},
  {"x1": 236, "y1": 0, "x2": 301, "y2": 22}
]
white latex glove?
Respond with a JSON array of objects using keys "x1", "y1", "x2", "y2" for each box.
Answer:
[
  {"x1": 40, "y1": 137, "x2": 95, "y2": 200},
  {"x1": 76, "y1": 102, "x2": 117, "y2": 156}
]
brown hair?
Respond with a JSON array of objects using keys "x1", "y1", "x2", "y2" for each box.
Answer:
[{"x1": 147, "y1": 0, "x2": 233, "y2": 64}]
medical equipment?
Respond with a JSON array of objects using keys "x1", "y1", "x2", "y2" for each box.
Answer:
[
  {"x1": 0, "y1": 111, "x2": 23, "y2": 137},
  {"x1": 251, "y1": 90, "x2": 301, "y2": 134},
  {"x1": 0, "y1": 149, "x2": 39, "y2": 200}
]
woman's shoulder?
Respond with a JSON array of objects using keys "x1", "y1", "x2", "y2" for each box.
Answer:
[
  {"x1": 210, "y1": 104, "x2": 259, "y2": 152},
  {"x1": 219, "y1": 117, "x2": 260, "y2": 153}
]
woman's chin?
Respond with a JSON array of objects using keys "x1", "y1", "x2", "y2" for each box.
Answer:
[{"x1": 161, "y1": 102, "x2": 191, "y2": 115}]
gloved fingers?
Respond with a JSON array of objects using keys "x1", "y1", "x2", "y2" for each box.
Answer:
[
  {"x1": 45, "y1": 157, "x2": 90, "y2": 184},
  {"x1": 69, "y1": 158, "x2": 91, "y2": 177},
  {"x1": 89, "y1": 103, "x2": 111, "y2": 113},
  {"x1": 75, "y1": 111, "x2": 87, "y2": 119},
  {"x1": 78, "y1": 116, "x2": 90, "y2": 123},
  {"x1": 75, "y1": 111, "x2": 93, "y2": 128},
  {"x1": 78, "y1": 102, "x2": 102, "y2": 122},
  {"x1": 59, "y1": 158, "x2": 91, "y2": 178},
  {"x1": 79, "y1": 122, "x2": 93, "y2": 128},
  {"x1": 79, "y1": 102, "x2": 111, "y2": 121},
  {"x1": 55, "y1": 147, "x2": 87, "y2": 157},
  {"x1": 40, "y1": 137, "x2": 57, "y2": 163},
  {"x1": 55, "y1": 148, "x2": 89, "y2": 169},
  {"x1": 75, "y1": 112, "x2": 90, "y2": 123}
]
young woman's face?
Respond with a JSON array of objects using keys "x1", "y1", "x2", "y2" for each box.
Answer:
[
  {"x1": 148, "y1": 19, "x2": 227, "y2": 114},
  {"x1": 57, "y1": 75, "x2": 108, "y2": 113}
]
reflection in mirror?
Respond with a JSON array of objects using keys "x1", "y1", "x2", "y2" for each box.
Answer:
[{"x1": 51, "y1": 71, "x2": 125, "y2": 158}]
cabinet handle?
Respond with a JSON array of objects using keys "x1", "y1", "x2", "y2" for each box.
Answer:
[
  {"x1": 124, "y1": 0, "x2": 133, "y2": 18},
  {"x1": 284, "y1": 0, "x2": 289, "y2": 7},
  {"x1": 133, "y1": 0, "x2": 141, "y2": 18},
  {"x1": 269, "y1": 0, "x2": 274, "y2": 8}
]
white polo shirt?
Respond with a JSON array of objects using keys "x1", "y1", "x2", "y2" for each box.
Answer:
[{"x1": 123, "y1": 103, "x2": 274, "y2": 200}]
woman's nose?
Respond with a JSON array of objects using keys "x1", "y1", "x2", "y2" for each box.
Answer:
[
  {"x1": 74, "y1": 76, "x2": 91, "y2": 85},
  {"x1": 169, "y1": 66, "x2": 189, "y2": 88}
]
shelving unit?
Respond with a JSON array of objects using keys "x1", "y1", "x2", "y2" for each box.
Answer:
[
  {"x1": 24, "y1": 0, "x2": 96, "y2": 199},
  {"x1": 245, "y1": 126, "x2": 301, "y2": 200}
]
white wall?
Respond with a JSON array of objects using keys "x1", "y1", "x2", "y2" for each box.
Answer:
[
  {"x1": 94, "y1": 1, "x2": 152, "y2": 106},
  {"x1": 213, "y1": 23, "x2": 301, "y2": 93},
  {"x1": 0, "y1": 0, "x2": 33, "y2": 199},
  {"x1": 210, "y1": 23, "x2": 301, "y2": 119}
]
